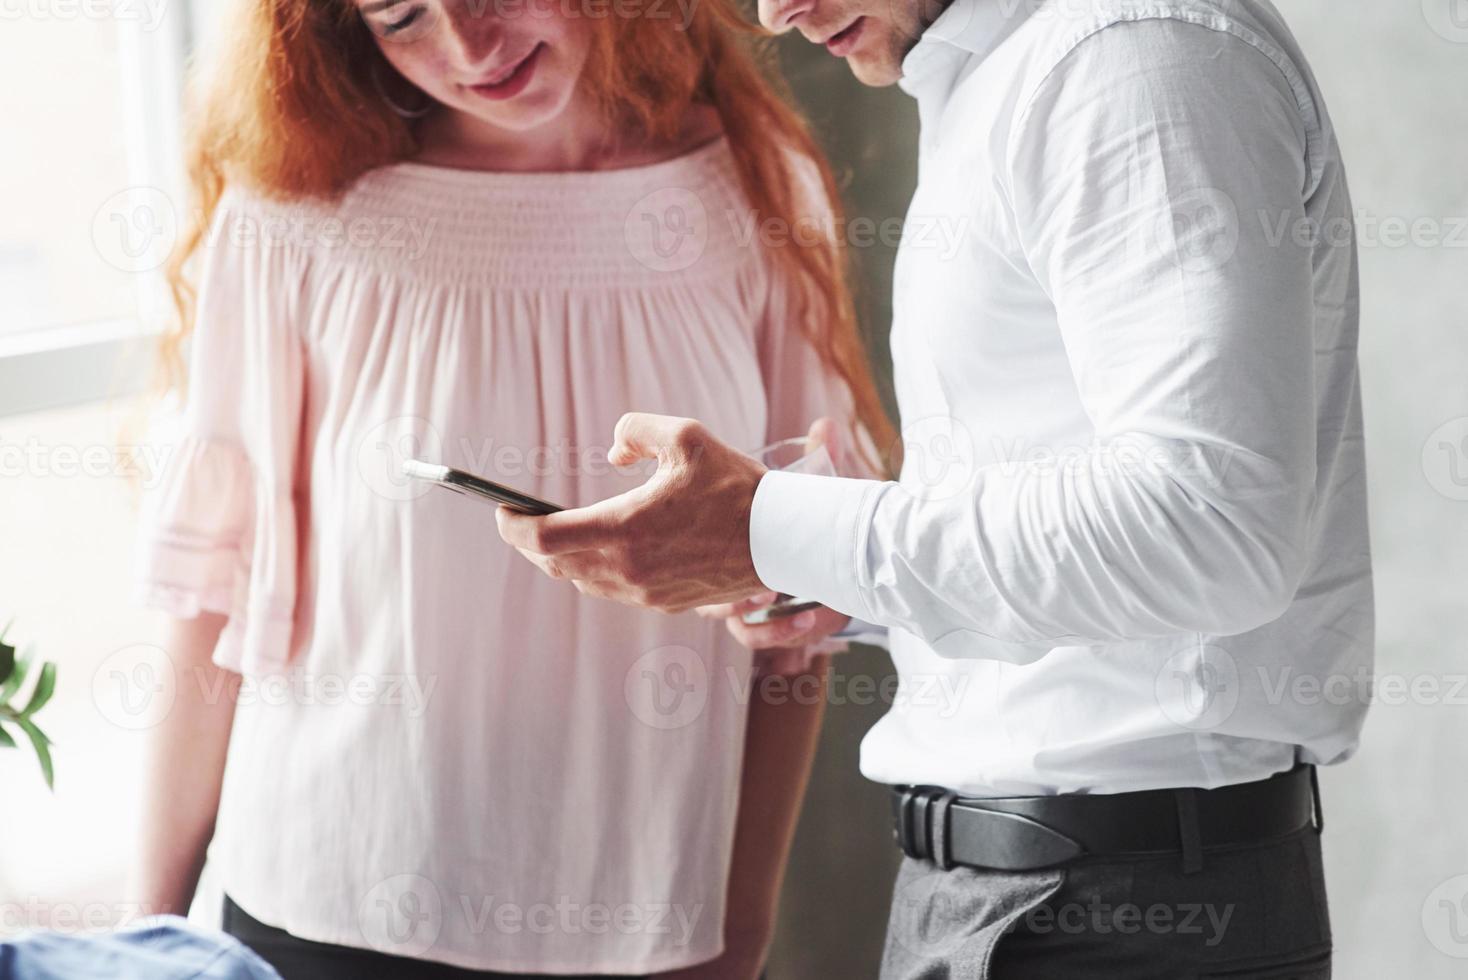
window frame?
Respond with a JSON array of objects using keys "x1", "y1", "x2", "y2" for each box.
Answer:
[{"x1": 0, "y1": 7, "x2": 192, "y2": 418}]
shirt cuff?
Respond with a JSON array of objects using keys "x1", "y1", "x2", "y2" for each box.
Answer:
[{"x1": 749, "y1": 470, "x2": 890, "y2": 624}]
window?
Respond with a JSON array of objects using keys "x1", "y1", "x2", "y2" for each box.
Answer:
[{"x1": 0, "y1": 4, "x2": 190, "y2": 417}]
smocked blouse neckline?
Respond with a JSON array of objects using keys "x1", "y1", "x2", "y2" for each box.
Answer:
[{"x1": 383, "y1": 134, "x2": 732, "y2": 188}]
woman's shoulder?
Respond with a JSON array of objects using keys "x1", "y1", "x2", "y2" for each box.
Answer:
[{"x1": 211, "y1": 180, "x2": 354, "y2": 257}]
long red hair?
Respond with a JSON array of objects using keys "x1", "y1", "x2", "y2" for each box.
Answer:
[{"x1": 161, "y1": 0, "x2": 896, "y2": 470}]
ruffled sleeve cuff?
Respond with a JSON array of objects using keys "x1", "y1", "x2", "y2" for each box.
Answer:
[{"x1": 132, "y1": 434, "x2": 299, "y2": 675}]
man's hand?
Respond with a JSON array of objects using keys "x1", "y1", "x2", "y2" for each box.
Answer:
[{"x1": 495, "y1": 413, "x2": 769, "y2": 613}]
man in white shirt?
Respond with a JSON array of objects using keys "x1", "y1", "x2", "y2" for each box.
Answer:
[{"x1": 499, "y1": 0, "x2": 1371, "y2": 974}]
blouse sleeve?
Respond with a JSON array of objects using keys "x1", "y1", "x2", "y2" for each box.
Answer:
[{"x1": 132, "y1": 186, "x2": 308, "y2": 676}]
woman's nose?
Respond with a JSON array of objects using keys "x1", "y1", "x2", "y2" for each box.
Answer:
[
  {"x1": 442, "y1": 3, "x2": 507, "y2": 69},
  {"x1": 759, "y1": 0, "x2": 817, "y2": 32}
]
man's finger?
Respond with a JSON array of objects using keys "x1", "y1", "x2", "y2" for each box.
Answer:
[
  {"x1": 494, "y1": 502, "x2": 625, "y2": 555},
  {"x1": 696, "y1": 591, "x2": 779, "y2": 619},
  {"x1": 725, "y1": 608, "x2": 819, "y2": 648},
  {"x1": 568, "y1": 578, "x2": 656, "y2": 610},
  {"x1": 608, "y1": 412, "x2": 701, "y2": 468}
]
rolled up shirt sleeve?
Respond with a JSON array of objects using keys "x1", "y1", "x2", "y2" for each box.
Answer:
[{"x1": 750, "y1": 19, "x2": 1320, "y2": 662}]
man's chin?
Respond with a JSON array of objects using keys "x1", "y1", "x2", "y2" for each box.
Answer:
[{"x1": 845, "y1": 51, "x2": 904, "y2": 87}]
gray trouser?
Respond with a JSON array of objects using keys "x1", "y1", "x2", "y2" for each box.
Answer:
[{"x1": 880, "y1": 827, "x2": 1331, "y2": 979}]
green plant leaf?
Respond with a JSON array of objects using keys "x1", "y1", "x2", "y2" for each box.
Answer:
[
  {"x1": 16, "y1": 718, "x2": 53, "y2": 790},
  {"x1": 0, "y1": 640, "x2": 13, "y2": 688},
  {"x1": 21, "y1": 662, "x2": 56, "y2": 718},
  {"x1": 0, "y1": 722, "x2": 16, "y2": 749},
  {"x1": 0, "y1": 645, "x2": 30, "y2": 703}
]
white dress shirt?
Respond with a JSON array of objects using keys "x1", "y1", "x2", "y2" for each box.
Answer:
[{"x1": 750, "y1": 0, "x2": 1373, "y2": 796}]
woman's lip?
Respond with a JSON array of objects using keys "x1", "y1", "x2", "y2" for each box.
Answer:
[
  {"x1": 467, "y1": 44, "x2": 542, "y2": 100},
  {"x1": 825, "y1": 17, "x2": 866, "y2": 57}
]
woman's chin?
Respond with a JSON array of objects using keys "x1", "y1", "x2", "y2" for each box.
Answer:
[{"x1": 459, "y1": 88, "x2": 572, "y2": 134}]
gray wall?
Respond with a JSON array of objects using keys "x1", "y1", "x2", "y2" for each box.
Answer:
[{"x1": 767, "y1": 3, "x2": 1468, "y2": 977}]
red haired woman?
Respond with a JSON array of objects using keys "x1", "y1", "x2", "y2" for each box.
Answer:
[{"x1": 128, "y1": 0, "x2": 892, "y2": 977}]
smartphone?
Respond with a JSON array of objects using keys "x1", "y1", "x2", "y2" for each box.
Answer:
[
  {"x1": 741, "y1": 595, "x2": 824, "y2": 625},
  {"x1": 402, "y1": 458, "x2": 565, "y2": 515}
]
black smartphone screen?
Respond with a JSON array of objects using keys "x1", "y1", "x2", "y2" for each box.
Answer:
[{"x1": 402, "y1": 459, "x2": 565, "y2": 515}]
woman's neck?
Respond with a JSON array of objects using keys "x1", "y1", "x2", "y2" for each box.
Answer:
[
  {"x1": 412, "y1": 100, "x2": 724, "y2": 174},
  {"x1": 414, "y1": 96, "x2": 613, "y2": 173}
]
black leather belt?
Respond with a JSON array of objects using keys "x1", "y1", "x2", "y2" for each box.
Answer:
[{"x1": 890, "y1": 764, "x2": 1321, "y2": 872}]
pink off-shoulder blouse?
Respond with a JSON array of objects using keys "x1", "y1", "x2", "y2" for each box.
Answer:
[{"x1": 132, "y1": 137, "x2": 855, "y2": 973}]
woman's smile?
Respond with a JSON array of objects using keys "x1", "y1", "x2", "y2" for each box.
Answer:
[{"x1": 465, "y1": 42, "x2": 544, "y2": 101}]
